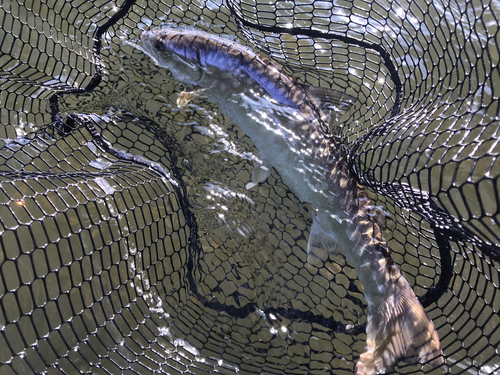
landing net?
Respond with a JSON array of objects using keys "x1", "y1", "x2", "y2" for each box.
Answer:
[{"x1": 0, "y1": 1, "x2": 499, "y2": 374}]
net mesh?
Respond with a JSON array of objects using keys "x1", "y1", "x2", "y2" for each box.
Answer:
[{"x1": 0, "y1": 0, "x2": 499, "y2": 374}]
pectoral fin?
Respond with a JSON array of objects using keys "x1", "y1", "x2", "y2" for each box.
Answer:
[
  {"x1": 177, "y1": 88, "x2": 206, "y2": 108},
  {"x1": 245, "y1": 152, "x2": 272, "y2": 189}
]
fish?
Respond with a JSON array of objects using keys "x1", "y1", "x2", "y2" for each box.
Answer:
[{"x1": 140, "y1": 28, "x2": 444, "y2": 374}]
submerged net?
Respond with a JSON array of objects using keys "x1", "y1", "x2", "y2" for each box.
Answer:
[{"x1": 0, "y1": 0, "x2": 499, "y2": 374}]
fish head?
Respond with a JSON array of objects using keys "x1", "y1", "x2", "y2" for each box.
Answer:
[{"x1": 140, "y1": 29, "x2": 205, "y2": 85}]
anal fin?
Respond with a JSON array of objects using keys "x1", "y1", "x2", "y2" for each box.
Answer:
[{"x1": 307, "y1": 217, "x2": 341, "y2": 267}]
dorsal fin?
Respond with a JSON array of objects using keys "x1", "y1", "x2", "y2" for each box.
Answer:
[{"x1": 304, "y1": 85, "x2": 357, "y2": 124}]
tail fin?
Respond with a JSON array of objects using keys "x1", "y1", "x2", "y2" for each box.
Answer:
[{"x1": 356, "y1": 273, "x2": 444, "y2": 375}]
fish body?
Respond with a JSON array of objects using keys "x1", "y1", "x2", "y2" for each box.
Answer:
[
  {"x1": 140, "y1": 28, "x2": 443, "y2": 374},
  {"x1": 143, "y1": 28, "x2": 322, "y2": 109}
]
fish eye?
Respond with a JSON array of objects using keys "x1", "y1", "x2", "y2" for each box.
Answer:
[{"x1": 153, "y1": 38, "x2": 165, "y2": 51}]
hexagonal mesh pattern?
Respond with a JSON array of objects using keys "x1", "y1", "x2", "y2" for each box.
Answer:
[{"x1": 0, "y1": 1, "x2": 499, "y2": 374}]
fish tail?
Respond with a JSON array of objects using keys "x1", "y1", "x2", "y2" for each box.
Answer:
[{"x1": 356, "y1": 269, "x2": 444, "y2": 375}]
